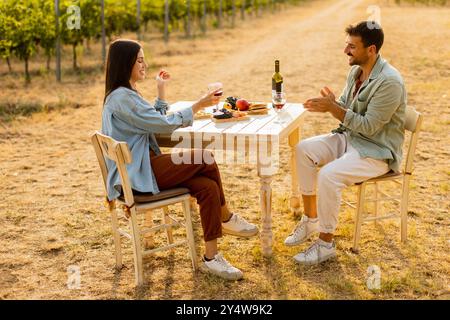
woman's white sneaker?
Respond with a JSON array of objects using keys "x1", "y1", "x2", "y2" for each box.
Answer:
[
  {"x1": 200, "y1": 253, "x2": 243, "y2": 280},
  {"x1": 284, "y1": 215, "x2": 319, "y2": 246},
  {"x1": 293, "y1": 239, "x2": 336, "y2": 265},
  {"x1": 222, "y1": 214, "x2": 259, "y2": 237}
]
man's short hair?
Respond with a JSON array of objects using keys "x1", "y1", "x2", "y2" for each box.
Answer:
[{"x1": 345, "y1": 21, "x2": 384, "y2": 53}]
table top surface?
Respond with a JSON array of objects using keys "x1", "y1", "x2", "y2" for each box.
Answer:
[{"x1": 169, "y1": 101, "x2": 307, "y2": 139}]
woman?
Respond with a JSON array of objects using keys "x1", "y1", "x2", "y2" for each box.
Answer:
[{"x1": 102, "y1": 39, "x2": 258, "y2": 281}]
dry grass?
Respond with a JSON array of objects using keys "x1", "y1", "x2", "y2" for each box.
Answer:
[{"x1": 0, "y1": 0, "x2": 449, "y2": 299}]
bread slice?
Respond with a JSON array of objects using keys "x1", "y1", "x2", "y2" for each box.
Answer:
[
  {"x1": 247, "y1": 109, "x2": 269, "y2": 115},
  {"x1": 249, "y1": 103, "x2": 268, "y2": 110}
]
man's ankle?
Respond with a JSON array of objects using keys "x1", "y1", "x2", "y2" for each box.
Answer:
[
  {"x1": 318, "y1": 238, "x2": 334, "y2": 249},
  {"x1": 319, "y1": 233, "x2": 334, "y2": 243},
  {"x1": 304, "y1": 214, "x2": 318, "y2": 221}
]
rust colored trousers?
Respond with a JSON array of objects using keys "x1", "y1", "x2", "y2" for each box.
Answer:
[{"x1": 150, "y1": 150, "x2": 225, "y2": 242}]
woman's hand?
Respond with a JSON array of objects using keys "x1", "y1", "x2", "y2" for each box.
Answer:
[
  {"x1": 156, "y1": 69, "x2": 170, "y2": 85},
  {"x1": 192, "y1": 89, "x2": 221, "y2": 114},
  {"x1": 156, "y1": 69, "x2": 170, "y2": 100}
]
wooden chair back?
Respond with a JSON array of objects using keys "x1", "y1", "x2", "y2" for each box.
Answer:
[
  {"x1": 403, "y1": 106, "x2": 423, "y2": 174},
  {"x1": 91, "y1": 131, "x2": 134, "y2": 206}
]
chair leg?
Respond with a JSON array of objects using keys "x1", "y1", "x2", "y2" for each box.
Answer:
[
  {"x1": 128, "y1": 208, "x2": 144, "y2": 286},
  {"x1": 143, "y1": 210, "x2": 154, "y2": 249},
  {"x1": 374, "y1": 182, "x2": 380, "y2": 225},
  {"x1": 400, "y1": 175, "x2": 411, "y2": 243},
  {"x1": 182, "y1": 199, "x2": 198, "y2": 270},
  {"x1": 163, "y1": 207, "x2": 174, "y2": 244},
  {"x1": 110, "y1": 206, "x2": 122, "y2": 269},
  {"x1": 352, "y1": 183, "x2": 366, "y2": 252}
]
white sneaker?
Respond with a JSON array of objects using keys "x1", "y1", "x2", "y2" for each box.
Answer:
[
  {"x1": 293, "y1": 239, "x2": 336, "y2": 265},
  {"x1": 200, "y1": 253, "x2": 243, "y2": 280},
  {"x1": 222, "y1": 214, "x2": 259, "y2": 238},
  {"x1": 284, "y1": 215, "x2": 319, "y2": 246}
]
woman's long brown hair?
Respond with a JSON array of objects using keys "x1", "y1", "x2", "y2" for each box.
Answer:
[{"x1": 103, "y1": 39, "x2": 141, "y2": 104}]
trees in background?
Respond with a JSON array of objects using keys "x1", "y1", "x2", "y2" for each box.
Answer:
[{"x1": 0, "y1": 0, "x2": 304, "y2": 82}]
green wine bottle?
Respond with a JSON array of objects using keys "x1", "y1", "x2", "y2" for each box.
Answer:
[{"x1": 272, "y1": 60, "x2": 283, "y2": 95}]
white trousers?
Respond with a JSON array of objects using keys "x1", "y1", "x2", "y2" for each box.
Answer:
[{"x1": 295, "y1": 133, "x2": 389, "y2": 234}]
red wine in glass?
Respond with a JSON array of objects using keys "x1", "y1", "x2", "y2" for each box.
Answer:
[
  {"x1": 273, "y1": 103, "x2": 285, "y2": 110},
  {"x1": 272, "y1": 92, "x2": 286, "y2": 125},
  {"x1": 272, "y1": 92, "x2": 286, "y2": 112},
  {"x1": 208, "y1": 82, "x2": 223, "y2": 109}
]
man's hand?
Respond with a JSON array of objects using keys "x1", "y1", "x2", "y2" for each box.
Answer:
[
  {"x1": 304, "y1": 86, "x2": 346, "y2": 122},
  {"x1": 304, "y1": 86, "x2": 336, "y2": 113},
  {"x1": 320, "y1": 86, "x2": 336, "y2": 100},
  {"x1": 304, "y1": 97, "x2": 335, "y2": 113}
]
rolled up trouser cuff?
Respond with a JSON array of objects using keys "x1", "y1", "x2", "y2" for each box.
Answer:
[
  {"x1": 319, "y1": 225, "x2": 337, "y2": 234},
  {"x1": 299, "y1": 189, "x2": 316, "y2": 196}
]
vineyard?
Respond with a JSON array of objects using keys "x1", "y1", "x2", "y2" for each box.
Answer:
[
  {"x1": 0, "y1": 0, "x2": 309, "y2": 83},
  {"x1": 1, "y1": 0, "x2": 448, "y2": 84}
]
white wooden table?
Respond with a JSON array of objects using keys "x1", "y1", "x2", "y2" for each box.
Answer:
[{"x1": 156, "y1": 101, "x2": 307, "y2": 256}]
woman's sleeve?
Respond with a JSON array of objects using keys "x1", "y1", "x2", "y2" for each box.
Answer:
[
  {"x1": 154, "y1": 97, "x2": 169, "y2": 115},
  {"x1": 112, "y1": 92, "x2": 193, "y2": 134}
]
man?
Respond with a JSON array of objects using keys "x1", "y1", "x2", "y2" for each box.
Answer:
[{"x1": 285, "y1": 21, "x2": 406, "y2": 265}]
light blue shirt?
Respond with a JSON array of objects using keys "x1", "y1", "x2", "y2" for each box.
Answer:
[
  {"x1": 101, "y1": 87, "x2": 193, "y2": 200},
  {"x1": 333, "y1": 55, "x2": 407, "y2": 173}
]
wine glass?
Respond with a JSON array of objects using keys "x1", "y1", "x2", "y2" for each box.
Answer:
[
  {"x1": 208, "y1": 82, "x2": 223, "y2": 111},
  {"x1": 272, "y1": 91, "x2": 286, "y2": 124}
]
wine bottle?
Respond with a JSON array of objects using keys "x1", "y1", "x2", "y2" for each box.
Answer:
[{"x1": 272, "y1": 60, "x2": 283, "y2": 95}]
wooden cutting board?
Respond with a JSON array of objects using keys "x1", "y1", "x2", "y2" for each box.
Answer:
[
  {"x1": 212, "y1": 116, "x2": 250, "y2": 123},
  {"x1": 194, "y1": 113, "x2": 212, "y2": 120}
]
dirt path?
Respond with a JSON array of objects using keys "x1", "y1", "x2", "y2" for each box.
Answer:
[{"x1": 0, "y1": 0, "x2": 448, "y2": 299}]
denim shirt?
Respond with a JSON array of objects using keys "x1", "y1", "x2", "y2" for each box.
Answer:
[
  {"x1": 102, "y1": 87, "x2": 194, "y2": 200},
  {"x1": 333, "y1": 55, "x2": 406, "y2": 173}
]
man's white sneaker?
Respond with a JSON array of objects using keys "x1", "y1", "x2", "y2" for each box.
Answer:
[
  {"x1": 293, "y1": 239, "x2": 336, "y2": 265},
  {"x1": 284, "y1": 215, "x2": 319, "y2": 246},
  {"x1": 222, "y1": 214, "x2": 259, "y2": 238},
  {"x1": 200, "y1": 253, "x2": 243, "y2": 280}
]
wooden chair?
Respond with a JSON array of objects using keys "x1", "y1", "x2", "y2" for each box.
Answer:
[
  {"x1": 344, "y1": 106, "x2": 423, "y2": 252},
  {"x1": 91, "y1": 131, "x2": 198, "y2": 286}
]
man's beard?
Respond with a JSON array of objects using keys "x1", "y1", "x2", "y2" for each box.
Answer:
[{"x1": 348, "y1": 54, "x2": 367, "y2": 66}]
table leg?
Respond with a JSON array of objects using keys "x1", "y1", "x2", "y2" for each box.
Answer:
[
  {"x1": 258, "y1": 171, "x2": 273, "y2": 257},
  {"x1": 288, "y1": 125, "x2": 302, "y2": 218}
]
